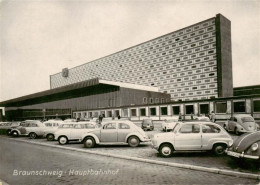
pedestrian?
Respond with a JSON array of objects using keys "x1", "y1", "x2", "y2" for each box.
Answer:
[
  {"x1": 178, "y1": 112, "x2": 182, "y2": 121},
  {"x1": 210, "y1": 111, "x2": 216, "y2": 122},
  {"x1": 118, "y1": 114, "x2": 121, "y2": 120},
  {"x1": 190, "y1": 112, "x2": 194, "y2": 120},
  {"x1": 98, "y1": 114, "x2": 103, "y2": 124},
  {"x1": 112, "y1": 114, "x2": 115, "y2": 120}
]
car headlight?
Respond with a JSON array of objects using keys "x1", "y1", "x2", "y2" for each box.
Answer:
[{"x1": 251, "y1": 143, "x2": 258, "y2": 151}]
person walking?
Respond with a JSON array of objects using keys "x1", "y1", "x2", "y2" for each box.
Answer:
[
  {"x1": 190, "y1": 112, "x2": 194, "y2": 120},
  {"x1": 118, "y1": 115, "x2": 121, "y2": 120},
  {"x1": 210, "y1": 111, "x2": 216, "y2": 122}
]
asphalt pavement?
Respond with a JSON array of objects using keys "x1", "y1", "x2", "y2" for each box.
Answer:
[{"x1": 0, "y1": 138, "x2": 259, "y2": 185}]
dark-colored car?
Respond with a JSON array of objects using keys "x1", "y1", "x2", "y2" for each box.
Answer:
[
  {"x1": 0, "y1": 122, "x2": 21, "y2": 135},
  {"x1": 226, "y1": 131, "x2": 260, "y2": 161},
  {"x1": 141, "y1": 119, "x2": 154, "y2": 131}
]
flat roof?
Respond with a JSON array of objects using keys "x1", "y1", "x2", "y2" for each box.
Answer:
[{"x1": 0, "y1": 78, "x2": 159, "y2": 106}]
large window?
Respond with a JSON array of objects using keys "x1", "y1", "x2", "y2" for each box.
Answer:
[
  {"x1": 131, "y1": 109, "x2": 137, "y2": 117},
  {"x1": 161, "y1": 107, "x2": 168, "y2": 115},
  {"x1": 215, "y1": 102, "x2": 227, "y2": 113},
  {"x1": 140, "y1": 108, "x2": 146, "y2": 116},
  {"x1": 172, "y1": 106, "x2": 180, "y2": 115},
  {"x1": 234, "y1": 101, "x2": 246, "y2": 113},
  {"x1": 150, "y1": 108, "x2": 156, "y2": 116},
  {"x1": 253, "y1": 100, "x2": 260, "y2": 112},
  {"x1": 200, "y1": 104, "x2": 209, "y2": 114},
  {"x1": 185, "y1": 105, "x2": 194, "y2": 114},
  {"x1": 179, "y1": 124, "x2": 200, "y2": 133}
]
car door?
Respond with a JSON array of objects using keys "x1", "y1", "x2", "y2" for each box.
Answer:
[
  {"x1": 117, "y1": 123, "x2": 131, "y2": 142},
  {"x1": 201, "y1": 124, "x2": 222, "y2": 150},
  {"x1": 100, "y1": 122, "x2": 117, "y2": 142},
  {"x1": 174, "y1": 123, "x2": 201, "y2": 150},
  {"x1": 69, "y1": 124, "x2": 82, "y2": 140}
]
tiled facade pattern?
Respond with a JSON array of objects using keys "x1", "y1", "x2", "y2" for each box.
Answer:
[{"x1": 51, "y1": 17, "x2": 219, "y2": 101}]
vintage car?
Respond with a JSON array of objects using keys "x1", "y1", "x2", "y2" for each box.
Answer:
[
  {"x1": 194, "y1": 116, "x2": 211, "y2": 122},
  {"x1": 25, "y1": 119, "x2": 65, "y2": 140},
  {"x1": 161, "y1": 117, "x2": 179, "y2": 132},
  {"x1": 226, "y1": 131, "x2": 260, "y2": 161},
  {"x1": 79, "y1": 120, "x2": 150, "y2": 148},
  {"x1": 54, "y1": 122, "x2": 97, "y2": 145},
  {"x1": 10, "y1": 120, "x2": 44, "y2": 137},
  {"x1": 0, "y1": 122, "x2": 21, "y2": 135},
  {"x1": 223, "y1": 114, "x2": 259, "y2": 135},
  {"x1": 151, "y1": 121, "x2": 233, "y2": 157},
  {"x1": 43, "y1": 122, "x2": 77, "y2": 141},
  {"x1": 141, "y1": 119, "x2": 154, "y2": 131}
]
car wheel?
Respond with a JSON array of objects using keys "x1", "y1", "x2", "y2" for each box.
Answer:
[
  {"x1": 58, "y1": 136, "x2": 68, "y2": 145},
  {"x1": 213, "y1": 144, "x2": 227, "y2": 156},
  {"x1": 84, "y1": 137, "x2": 95, "y2": 148},
  {"x1": 47, "y1": 134, "x2": 54, "y2": 141},
  {"x1": 159, "y1": 143, "x2": 174, "y2": 158},
  {"x1": 234, "y1": 128, "x2": 240, "y2": 135},
  {"x1": 12, "y1": 131, "x2": 19, "y2": 137},
  {"x1": 29, "y1": 132, "x2": 37, "y2": 139},
  {"x1": 128, "y1": 136, "x2": 140, "y2": 147}
]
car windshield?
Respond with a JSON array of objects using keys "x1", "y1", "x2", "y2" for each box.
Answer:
[
  {"x1": 241, "y1": 117, "x2": 254, "y2": 122},
  {"x1": 143, "y1": 120, "x2": 152, "y2": 124},
  {"x1": 172, "y1": 123, "x2": 180, "y2": 132}
]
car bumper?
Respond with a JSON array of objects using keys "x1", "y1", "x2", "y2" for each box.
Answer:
[
  {"x1": 226, "y1": 150, "x2": 259, "y2": 160},
  {"x1": 142, "y1": 138, "x2": 151, "y2": 142}
]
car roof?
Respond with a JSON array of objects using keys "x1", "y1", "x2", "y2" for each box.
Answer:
[
  {"x1": 233, "y1": 114, "x2": 253, "y2": 118},
  {"x1": 74, "y1": 121, "x2": 96, "y2": 124}
]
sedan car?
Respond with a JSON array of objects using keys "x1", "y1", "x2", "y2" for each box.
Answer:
[
  {"x1": 79, "y1": 120, "x2": 150, "y2": 148},
  {"x1": 223, "y1": 114, "x2": 259, "y2": 135},
  {"x1": 141, "y1": 119, "x2": 154, "y2": 131},
  {"x1": 161, "y1": 117, "x2": 179, "y2": 132},
  {"x1": 10, "y1": 120, "x2": 44, "y2": 137},
  {"x1": 43, "y1": 122, "x2": 77, "y2": 141},
  {"x1": 151, "y1": 121, "x2": 233, "y2": 157},
  {"x1": 55, "y1": 122, "x2": 97, "y2": 145},
  {"x1": 226, "y1": 131, "x2": 260, "y2": 161}
]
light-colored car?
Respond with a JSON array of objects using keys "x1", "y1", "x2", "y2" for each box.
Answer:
[
  {"x1": 79, "y1": 120, "x2": 150, "y2": 148},
  {"x1": 152, "y1": 121, "x2": 233, "y2": 157},
  {"x1": 43, "y1": 122, "x2": 77, "y2": 141},
  {"x1": 55, "y1": 122, "x2": 97, "y2": 145},
  {"x1": 194, "y1": 116, "x2": 211, "y2": 122},
  {"x1": 161, "y1": 117, "x2": 179, "y2": 132},
  {"x1": 223, "y1": 114, "x2": 259, "y2": 135},
  {"x1": 25, "y1": 121, "x2": 46, "y2": 139},
  {"x1": 10, "y1": 120, "x2": 44, "y2": 137}
]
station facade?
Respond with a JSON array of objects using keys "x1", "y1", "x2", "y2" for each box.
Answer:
[{"x1": 1, "y1": 13, "x2": 259, "y2": 121}]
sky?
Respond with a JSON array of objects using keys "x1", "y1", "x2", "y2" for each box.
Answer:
[{"x1": 0, "y1": 0, "x2": 260, "y2": 102}]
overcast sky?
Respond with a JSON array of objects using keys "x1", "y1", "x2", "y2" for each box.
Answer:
[{"x1": 0, "y1": 0, "x2": 259, "y2": 102}]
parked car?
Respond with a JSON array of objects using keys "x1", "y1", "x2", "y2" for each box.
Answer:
[
  {"x1": 79, "y1": 120, "x2": 150, "y2": 148},
  {"x1": 0, "y1": 122, "x2": 11, "y2": 135},
  {"x1": 162, "y1": 117, "x2": 179, "y2": 132},
  {"x1": 10, "y1": 120, "x2": 44, "y2": 137},
  {"x1": 25, "y1": 119, "x2": 64, "y2": 140},
  {"x1": 6, "y1": 122, "x2": 21, "y2": 135},
  {"x1": 24, "y1": 121, "x2": 46, "y2": 139},
  {"x1": 194, "y1": 116, "x2": 211, "y2": 122},
  {"x1": 0, "y1": 122, "x2": 20, "y2": 135},
  {"x1": 151, "y1": 121, "x2": 233, "y2": 157},
  {"x1": 223, "y1": 114, "x2": 259, "y2": 135},
  {"x1": 43, "y1": 122, "x2": 77, "y2": 141},
  {"x1": 226, "y1": 131, "x2": 260, "y2": 162},
  {"x1": 55, "y1": 122, "x2": 97, "y2": 145},
  {"x1": 141, "y1": 119, "x2": 154, "y2": 131}
]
